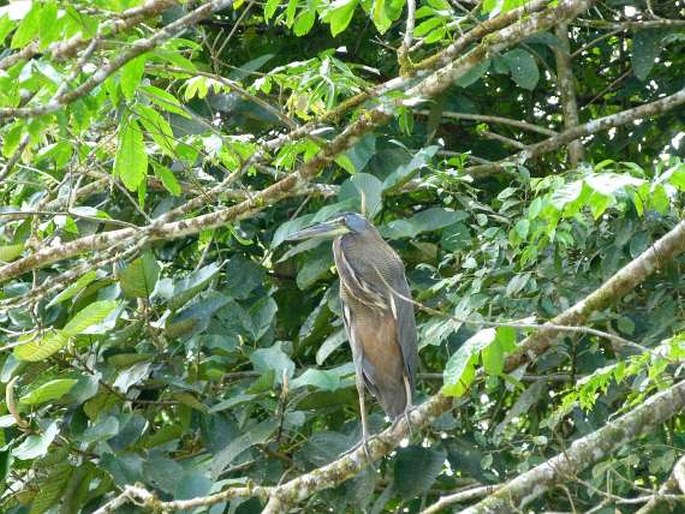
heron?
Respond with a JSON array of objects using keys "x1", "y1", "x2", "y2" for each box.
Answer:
[{"x1": 287, "y1": 212, "x2": 418, "y2": 457}]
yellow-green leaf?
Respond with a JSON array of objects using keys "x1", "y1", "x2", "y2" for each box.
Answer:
[
  {"x1": 0, "y1": 243, "x2": 24, "y2": 263},
  {"x1": 19, "y1": 379, "x2": 78, "y2": 406},
  {"x1": 14, "y1": 330, "x2": 69, "y2": 361},
  {"x1": 62, "y1": 300, "x2": 118, "y2": 336},
  {"x1": 114, "y1": 118, "x2": 147, "y2": 191}
]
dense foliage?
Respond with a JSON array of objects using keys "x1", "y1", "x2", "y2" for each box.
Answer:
[{"x1": 0, "y1": 0, "x2": 684, "y2": 512}]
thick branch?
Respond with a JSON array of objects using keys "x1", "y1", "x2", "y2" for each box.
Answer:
[
  {"x1": 459, "y1": 379, "x2": 685, "y2": 513},
  {"x1": 505, "y1": 218, "x2": 685, "y2": 371},
  {"x1": 553, "y1": 22, "x2": 585, "y2": 165}
]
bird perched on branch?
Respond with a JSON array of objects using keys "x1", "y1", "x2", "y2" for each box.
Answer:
[{"x1": 287, "y1": 212, "x2": 418, "y2": 457}]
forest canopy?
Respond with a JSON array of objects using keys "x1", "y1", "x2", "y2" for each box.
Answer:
[{"x1": 0, "y1": 0, "x2": 684, "y2": 512}]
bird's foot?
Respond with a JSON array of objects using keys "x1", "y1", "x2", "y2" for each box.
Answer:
[{"x1": 392, "y1": 405, "x2": 415, "y2": 440}]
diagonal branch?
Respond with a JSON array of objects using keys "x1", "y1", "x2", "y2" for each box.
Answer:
[
  {"x1": 458, "y1": 379, "x2": 685, "y2": 513},
  {"x1": 505, "y1": 218, "x2": 685, "y2": 371}
]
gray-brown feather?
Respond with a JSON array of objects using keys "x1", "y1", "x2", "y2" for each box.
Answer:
[{"x1": 333, "y1": 226, "x2": 418, "y2": 417}]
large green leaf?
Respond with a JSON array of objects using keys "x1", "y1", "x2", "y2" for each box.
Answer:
[
  {"x1": 250, "y1": 341, "x2": 295, "y2": 383},
  {"x1": 382, "y1": 208, "x2": 468, "y2": 239},
  {"x1": 114, "y1": 118, "x2": 148, "y2": 191},
  {"x1": 46, "y1": 270, "x2": 98, "y2": 308},
  {"x1": 442, "y1": 328, "x2": 496, "y2": 397},
  {"x1": 120, "y1": 55, "x2": 146, "y2": 100},
  {"x1": 13, "y1": 421, "x2": 59, "y2": 460},
  {"x1": 62, "y1": 300, "x2": 119, "y2": 336},
  {"x1": 210, "y1": 419, "x2": 278, "y2": 478},
  {"x1": 394, "y1": 446, "x2": 447, "y2": 498},
  {"x1": 19, "y1": 379, "x2": 78, "y2": 406},
  {"x1": 14, "y1": 330, "x2": 69, "y2": 362},
  {"x1": 632, "y1": 29, "x2": 663, "y2": 81},
  {"x1": 325, "y1": 0, "x2": 358, "y2": 36},
  {"x1": 0, "y1": 243, "x2": 24, "y2": 263},
  {"x1": 501, "y1": 49, "x2": 539, "y2": 90},
  {"x1": 119, "y1": 253, "x2": 160, "y2": 298}
]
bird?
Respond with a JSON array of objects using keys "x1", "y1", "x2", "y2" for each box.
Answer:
[{"x1": 287, "y1": 212, "x2": 418, "y2": 457}]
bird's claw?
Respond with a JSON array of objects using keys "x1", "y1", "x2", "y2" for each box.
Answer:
[{"x1": 392, "y1": 406, "x2": 414, "y2": 440}]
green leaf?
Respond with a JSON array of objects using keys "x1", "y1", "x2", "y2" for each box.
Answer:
[
  {"x1": 342, "y1": 134, "x2": 376, "y2": 174},
  {"x1": 382, "y1": 208, "x2": 468, "y2": 239},
  {"x1": 285, "y1": 0, "x2": 298, "y2": 26},
  {"x1": 37, "y1": 0, "x2": 59, "y2": 49},
  {"x1": 135, "y1": 104, "x2": 175, "y2": 155},
  {"x1": 13, "y1": 421, "x2": 59, "y2": 460},
  {"x1": 502, "y1": 49, "x2": 539, "y2": 90},
  {"x1": 46, "y1": 270, "x2": 98, "y2": 308},
  {"x1": 0, "y1": 243, "x2": 24, "y2": 263},
  {"x1": 165, "y1": 262, "x2": 221, "y2": 310},
  {"x1": 455, "y1": 59, "x2": 490, "y2": 88},
  {"x1": 165, "y1": 292, "x2": 230, "y2": 339},
  {"x1": 632, "y1": 29, "x2": 663, "y2": 81},
  {"x1": 264, "y1": 0, "x2": 281, "y2": 20},
  {"x1": 119, "y1": 253, "x2": 160, "y2": 298},
  {"x1": 29, "y1": 463, "x2": 72, "y2": 514},
  {"x1": 291, "y1": 367, "x2": 344, "y2": 391},
  {"x1": 14, "y1": 330, "x2": 69, "y2": 362},
  {"x1": 326, "y1": 0, "x2": 358, "y2": 37},
  {"x1": 10, "y1": 1, "x2": 41, "y2": 48},
  {"x1": 250, "y1": 341, "x2": 295, "y2": 384},
  {"x1": 394, "y1": 446, "x2": 446, "y2": 498},
  {"x1": 153, "y1": 164, "x2": 181, "y2": 196},
  {"x1": 442, "y1": 328, "x2": 496, "y2": 397},
  {"x1": 482, "y1": 328, "x2": 515, "y2": 375},
  {"x1": 114, "y1": 118, "x2": 147, "y2": 191},
  {"x1": 372, "y1": 0, "x2": 392, "y2": 34},
  {"x1": 383, "y1": 145, "x2": 439, "y2": 191},
  {"x1": 80, "y1": 416, "x2": 120, "y2": 444},
  {"x1": 339, "y1": 172, "x2": 383, "y2": 219},
  {"x1": 414, "y1": 17, "x2": 443, "y2": 38},
  {"x1": 294, "y1": 10, "x2": 316, "y2": 36},
  {"x1": 210, "y1": 419, "x2": 278, "y2": 478},
  {"x1": 19, "y1": 379, "x2": 78, "y2": 406},
  {"x1": 316, "y1": 328, "x2": 347, "y2": 365},
  {"x1": 62, "y1": 300, "x2": 119, "y2": 336}
]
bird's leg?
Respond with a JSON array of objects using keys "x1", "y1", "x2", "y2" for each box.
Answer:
[
  {"x1": 356, "y1": 371, "x2": 374, "y2": 465},
  {"x1": 392, "y1": 375, "x2": 415, "y2": 439}
]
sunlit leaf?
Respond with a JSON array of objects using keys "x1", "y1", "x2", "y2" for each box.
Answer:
[{"x1": 19, "y1": 379, "x2": 78, "y2": 406}]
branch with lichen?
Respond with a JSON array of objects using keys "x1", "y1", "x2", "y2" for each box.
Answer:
[{"x1": 457, "y1": 379, "x2": 685, "y2": 513}]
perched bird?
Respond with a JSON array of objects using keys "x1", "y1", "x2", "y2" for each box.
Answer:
[{"x1": 287, "y1": 212, "x2": 418, "y2": 454}]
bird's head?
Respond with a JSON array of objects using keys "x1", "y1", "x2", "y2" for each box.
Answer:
[{"x1": 286, "y1": 212, "x2": 372, "y2": 241}]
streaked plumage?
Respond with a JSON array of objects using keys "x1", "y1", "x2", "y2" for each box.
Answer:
[{"x1": 287, "y1": 212, "x2": 418, "y2": 453}]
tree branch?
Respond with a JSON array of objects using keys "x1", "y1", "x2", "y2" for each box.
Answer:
[
  {"x1": 505, "y1": 218, "x2": 685, "y2": 371},
  {"x1": 553, "y1": 22, "x2": 585, "y2": 165},
  {"x1": 464, "y1": 87, "x2": 685, "y2": 176},
  {"x1": 458, "y1": 379, "x2": 685, "y2": 513}
]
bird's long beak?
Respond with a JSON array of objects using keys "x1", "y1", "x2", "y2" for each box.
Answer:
[{"x1": 286, "y1": 217, "x2": 350, "y2": 241}]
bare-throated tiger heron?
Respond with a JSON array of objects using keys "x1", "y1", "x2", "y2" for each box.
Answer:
[{"x1": 287, "y1": 212, "x2": 418, "y2": 454}]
